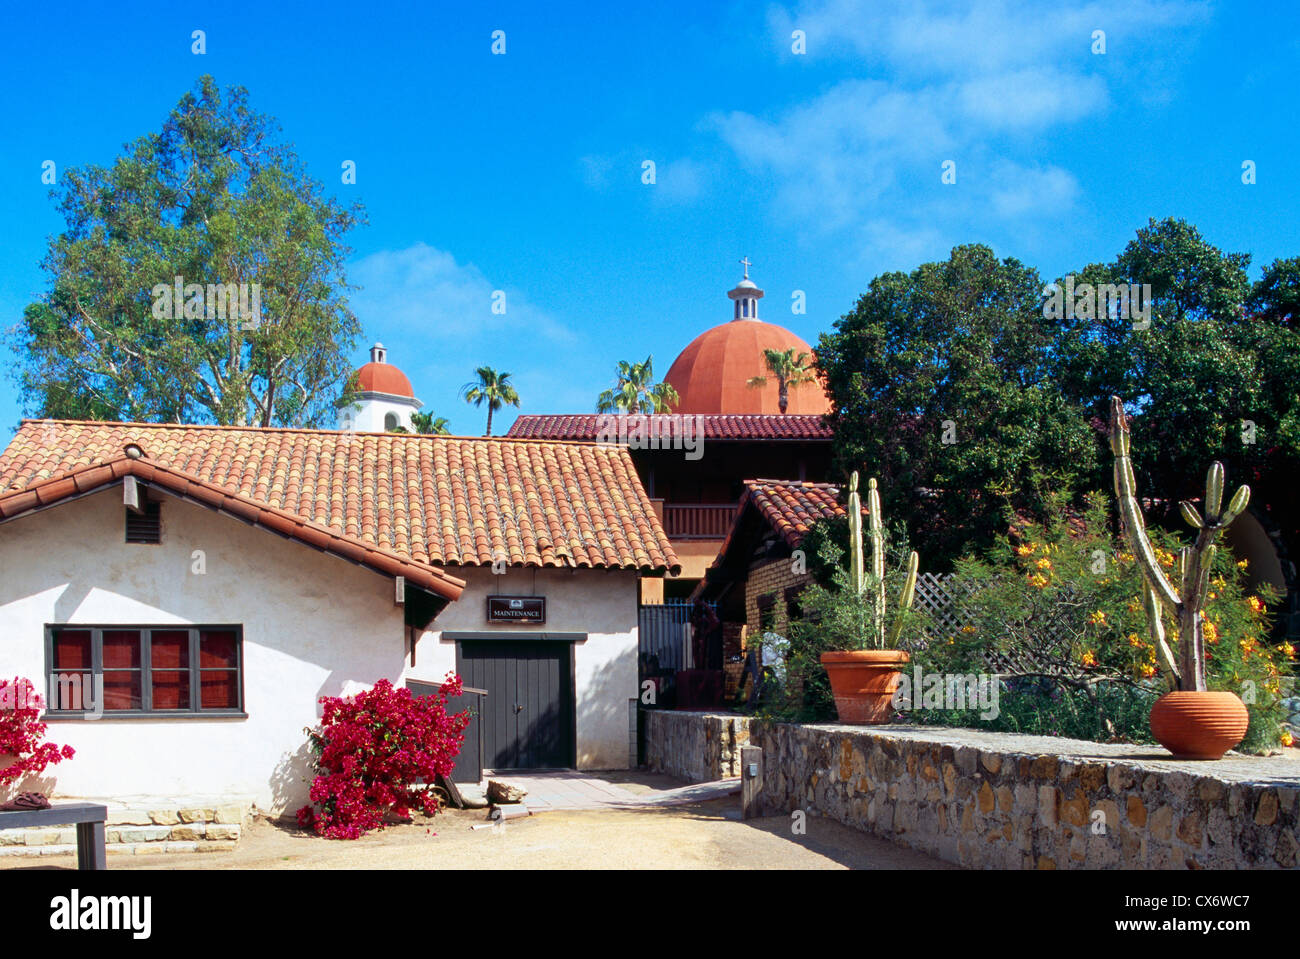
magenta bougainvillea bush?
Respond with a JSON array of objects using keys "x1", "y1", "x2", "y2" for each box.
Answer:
[
  {"x1": 296, "y1": 676, "x2": 469, "y2": 839},
  {"x1": 0, "y1": 677, "x2": 75, "y2": 787}
]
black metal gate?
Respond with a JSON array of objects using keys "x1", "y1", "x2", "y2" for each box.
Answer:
[{"x1": 455, "y1": 640, "x2": 576, "y2": 770}]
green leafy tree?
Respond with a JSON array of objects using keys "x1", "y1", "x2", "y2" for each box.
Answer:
[
  {"x1": 1052, "y1": 218, "x2": 1300, "y2": 588},
  {"x1": 815, "y1": 244, "x2": 1097, "y2": 568},
  {"x1": 460, "y1": 366, "x2": 519, "y2": 436},
  {"x1": 746, "y1": 347, "x2": 817, "y2": 414},
  {"x1": 595, "y1": 355, "x2": 678, "y2": 413},
  {"x1": 1249, "y1": 256, "x2": 1300, "y2": 328},
  {"x1": 10, "y1": 75, "x2": 365, "y2": 427}
]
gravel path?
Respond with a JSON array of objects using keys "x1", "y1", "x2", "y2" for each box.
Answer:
[{"x1": 14, "y1": 797, "x2": 955, "y2": 870}]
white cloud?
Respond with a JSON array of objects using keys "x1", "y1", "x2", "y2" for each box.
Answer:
[
  {"x1": 347, "y1": 244, "x2": 589, "y2": 433},
  {"x1": 351, "y1": 244, "x2": 575, "y2": 347},
  {"x1": 719, "y1": 0, "x2": 1209, "y2": 263}
]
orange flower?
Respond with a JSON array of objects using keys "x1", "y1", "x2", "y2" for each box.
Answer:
[
  {"x1": 1281, "y1": 729, "x2": 1294, "y2": 748},
  {"x1": 1081, "y1": 650, "x2": 1098, "y2": 668},
  {"x1": 1127, "y1": 633, "x2": 1143, "y2": 648},
  {"x1": 1246, "y1": 596, "x2": 1264, "y2": 614},
  {"x1": 1138, "y1": 664, "x2": 1156, "y2": 679},
  {"x1": 1089, "y1": 610, "x2": 1106, "y2": 625}
]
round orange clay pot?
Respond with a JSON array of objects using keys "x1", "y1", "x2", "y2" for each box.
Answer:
[
  {"x1": 819, "y1": 650, "x2": 910, "y2": 724},
  {"x1": 1148, "y1": 690, "x2": 1249, "y2": 760}
]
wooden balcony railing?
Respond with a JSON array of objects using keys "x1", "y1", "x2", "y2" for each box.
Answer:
[{"x1": 662, "y1": 503, "x2": 736, "y2": 540}]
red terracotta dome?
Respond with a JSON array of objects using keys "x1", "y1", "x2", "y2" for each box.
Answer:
[
  {"x1": 664, "y1": 319, "x2": 831, "y2": 415},
  {"x1": 355, "y1": 344, "x2": 415, "y2": 398}
]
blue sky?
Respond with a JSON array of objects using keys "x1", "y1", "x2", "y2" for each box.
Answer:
[{"x1": 1, "y1": 0, "x2": 1297, "y2": 436}]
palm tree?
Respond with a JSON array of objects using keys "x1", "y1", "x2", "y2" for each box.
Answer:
[
  {"x1": 460, "y1": 366, "x2": 520, "y2": 436},
  {"x1": 390, "y1": 410, "x2": 451, "y2": 435},
  {"x1": 596, "y1": 355, "x2": 679, "y2": 414},
  {"x1": 746, "y1": 348, "x2": 817, "y2": 414}
]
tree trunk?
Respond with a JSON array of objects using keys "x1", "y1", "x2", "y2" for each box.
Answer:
[
  {"x1": 778, "y1": 377, "x2": 789, "y2": 414},
  {"x1": 485, "y1": 406, "x2": 494, "y2": 437}
]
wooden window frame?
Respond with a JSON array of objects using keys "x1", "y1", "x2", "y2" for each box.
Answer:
[{"x1": 43, "y1": 625, "x2": 246, "y2": 720}]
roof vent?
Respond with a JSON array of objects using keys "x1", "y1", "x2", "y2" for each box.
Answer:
[
  {"x1": 124, "y1": 443, "x2": 145, "y2": 460},
  {"x1": 370, "y1": 343, "x2": 387, "y2": 364}
]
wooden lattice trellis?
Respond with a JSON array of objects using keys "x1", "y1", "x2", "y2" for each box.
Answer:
[{"x1": 911, "y1": 572, "x2": 974, "y2": 642}]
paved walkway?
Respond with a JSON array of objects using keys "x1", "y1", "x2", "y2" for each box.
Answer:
[{"x1": 482, "y1": 770, "x2": 741, "y2": 811}]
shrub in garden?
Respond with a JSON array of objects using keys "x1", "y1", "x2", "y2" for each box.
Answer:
[
  {"x1": 0, "y1": 677, "x2": 75, "y2": 789},
  {"x1": 296, "y1": 676, "x2": 469, "y2": 839},
  {"x1": 913, "y1": 493, "x2": 1292, "y2": 751}
]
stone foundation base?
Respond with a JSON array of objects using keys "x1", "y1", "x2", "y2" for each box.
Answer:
[{"x1": 0, "y1": 795, "x2": 254, "y2": 858}]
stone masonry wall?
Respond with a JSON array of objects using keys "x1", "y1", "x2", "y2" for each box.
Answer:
[
  {"x1": 0, "y1": 798, "x2": 252, "y2": 860},
  {"x1": 645, "y1": 712, "x2": 1300, "y2": 869},
  {"x1": 644, "y1": 710, "x2": 750, "y2": 783}
]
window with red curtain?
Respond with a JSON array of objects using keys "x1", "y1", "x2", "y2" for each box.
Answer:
[{"x1": 46, "y1": 626, "x2": 243, "y2": 716}]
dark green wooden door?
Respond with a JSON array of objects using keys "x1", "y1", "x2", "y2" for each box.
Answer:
[{"x1": 456, "y1": 641, "x2": 574, "y2": 769}]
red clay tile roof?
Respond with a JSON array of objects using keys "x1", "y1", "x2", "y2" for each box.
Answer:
[
  {"x1": 0, "y1": 455, "x2": 467, "y2": 600},
  {"x1": 0, "y1": 421, "x2": 680, "y2": 575},
  {"x1": 505, "y1": 413, "x2": 833, "y2": 441},
  {"x1": 691, "y1": 479, "x2": 858, "y2": 602},
  {"x1": 740, "y1": 479, "x2": 850, "y2": 549}
]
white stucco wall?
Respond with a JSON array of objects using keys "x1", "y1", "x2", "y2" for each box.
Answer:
[
  {"x1": 0, "y1": 488, "x2": 408, "y2": 815},
  {"x1": 337, "y1": 395, "x2": 418, "y2": 433},
  {"x1": 0, "y1": 486, "x2": 642, "y2": 813},
  {"x1": 408, "y1": 566, "x2": 639, "y2": 771}
]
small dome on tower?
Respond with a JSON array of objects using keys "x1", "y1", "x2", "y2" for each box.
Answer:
[
  {"x1": 663, "y1": 262, "x2": 831, "y2": 415},
  {"x1": 339, "y1": 344, "x2": 422, "y2": 432},
  {"x1": 355, "y1": 343, "x2": 415, "y2": 399}
]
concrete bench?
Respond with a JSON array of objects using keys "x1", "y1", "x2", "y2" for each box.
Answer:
[{"x1": 0, "y1": 802, "x2": 108, "y2": 869}]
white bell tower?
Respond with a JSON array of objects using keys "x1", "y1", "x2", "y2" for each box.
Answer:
[{"x1": 338, "y1": 343, "x2": 423, "y2": 432}]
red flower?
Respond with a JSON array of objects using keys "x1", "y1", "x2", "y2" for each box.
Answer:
[
  {"x1": 295, "y1": 676, "x2": 468, "y2": 839},
  {"x1": 0, "y1": 677, "x2": 75, "y2": 787}
]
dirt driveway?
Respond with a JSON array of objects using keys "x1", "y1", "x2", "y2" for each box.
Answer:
[{"x1": 15, "y1": 797, "x2": 954, "y2": 870}]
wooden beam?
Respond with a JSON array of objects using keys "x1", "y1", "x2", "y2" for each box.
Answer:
[{"x1": 123, "y1": 476, "x2": 142, "y2": 513}]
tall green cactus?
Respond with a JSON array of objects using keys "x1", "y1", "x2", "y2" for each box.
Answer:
[
  {"x1": 1108, "y1": 396, "x2": 1250, "y2": 692},
  {"x1": 847, "y1": 471, "x2": 919, "y2": 649}
]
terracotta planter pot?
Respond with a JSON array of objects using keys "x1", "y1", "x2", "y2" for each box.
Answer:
[
  {"x1": 1148, "y1": 690, "x2": 1249, "y2": 760},
  {"x1": 819, "y1": 650, "x2": 910, "y2": 724}
]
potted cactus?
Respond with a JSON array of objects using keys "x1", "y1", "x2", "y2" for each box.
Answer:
[
  {"x1": 818, "y1": 472, "x2": 920, "y2": 724},
  {"x1": 1108, "y1": 396, "x2": 1251, "y2": 759}
]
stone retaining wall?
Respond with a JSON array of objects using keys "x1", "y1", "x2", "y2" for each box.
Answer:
[
  {"x1": 644, "y1": 711, "x2": 1300, "y2": 869},
  {"x1": 0, "y1": 798, "x2": 253, "y2": 859},
  {"x1": 643, "y1": 710, "x2": 750, "y2": 783}
]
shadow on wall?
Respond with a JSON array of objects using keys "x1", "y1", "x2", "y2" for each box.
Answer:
[
  {"x1": 0, "y1": 768, "x2": 60, "y2": 804},
  {"x1": 576, "y1": 638, "x2": 638, "y2": 770},
  {"x1": 269, "y1": 737, "x2": 316, "y2": 820}
]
